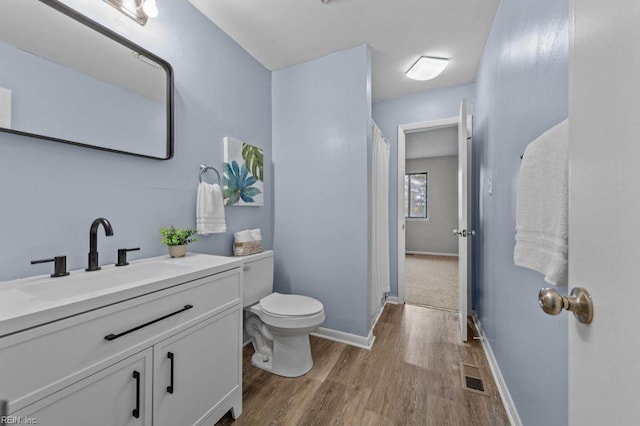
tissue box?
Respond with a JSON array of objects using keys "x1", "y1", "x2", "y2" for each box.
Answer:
[{"x1": 233, "y1": 239, "x2": 264, "y2": 256}]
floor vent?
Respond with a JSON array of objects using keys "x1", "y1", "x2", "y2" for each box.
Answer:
[{"x1": 461, "y1": 363, "x2": 488, "y2": 396}]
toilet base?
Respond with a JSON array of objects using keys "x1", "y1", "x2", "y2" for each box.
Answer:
[{"x1": 250, "y1": 333, "x2": 314, "y2": 377}]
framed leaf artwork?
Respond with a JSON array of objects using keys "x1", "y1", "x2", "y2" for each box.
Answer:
[{"x1": 223, "y1": 137, "x2": 264, "y2": 206}]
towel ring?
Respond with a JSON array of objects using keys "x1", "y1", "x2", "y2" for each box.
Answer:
[{"x1": 199, "y1": 164, "x2": 221, "y2": 185}]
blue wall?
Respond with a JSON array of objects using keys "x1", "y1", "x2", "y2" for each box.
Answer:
[
  {"x1": 272, "y1": 45, "x2": 371, "y2": 337},
  {"x1": 372, "y1": 83, "x2": 475, "y2": 296},
  {"x1": 473, "y1": 0, "x2": 569, "y2": 424},
  {"x1": 0, "y1": 0, "x2": 272, "y2": 282}
]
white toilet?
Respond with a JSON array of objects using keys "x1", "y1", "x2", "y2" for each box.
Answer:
[{"x1": 241, "y1": 250, "x2": 325, "y2": 377}]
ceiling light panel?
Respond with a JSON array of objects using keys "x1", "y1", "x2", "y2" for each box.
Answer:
[{"x1": 406, "y1": 56, "x2": 449, "y2": 81}]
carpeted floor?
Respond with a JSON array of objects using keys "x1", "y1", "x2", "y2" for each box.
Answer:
[{"x1": 405, "y1": 254, "x2": 458, "y2": 311}]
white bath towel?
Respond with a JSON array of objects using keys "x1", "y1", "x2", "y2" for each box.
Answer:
[
  {"x1": 196, "y1": 182, "x2": 226, "y2": 234},
  {"x1": 514, "y1": 119, "x2": 569, "y2": 286}
]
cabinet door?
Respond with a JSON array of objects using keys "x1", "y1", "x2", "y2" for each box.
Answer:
[
  {"x1": 13, "y1": 349, "x2": 152, "y2": 426},
  {"x1": 153, "y1": 309, "x2": 241, "y2": 426}
]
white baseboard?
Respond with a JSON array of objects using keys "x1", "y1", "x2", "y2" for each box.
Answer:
[
  {"x1": 385, "y1": 296, "x2": 399, "y2": 304},
  {"x1": 471, "y1": 313, "x2": 522, "y2": 426},
  {"x1": 406, "y1": 251, "x2": 458, "y2": 257},
  {"x1": 372, "y1": 304, "x2": 385, "y2": 330},
  {"x1": 311, "y1": 327, "x2": 375, "y2": 350},
  {"x1": 250, "y1": 326, "x2": 375, "y2": 350},
  {"x1": 250, "y1": 302, "x2": 389, "y2": 352},
  {"x1": 312, "y1": 299, "x2": 400, "y2": 350}
]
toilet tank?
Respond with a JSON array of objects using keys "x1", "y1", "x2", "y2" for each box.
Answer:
[{"x1": 241, "y1": 250, "x2": 274, "y2": 307}]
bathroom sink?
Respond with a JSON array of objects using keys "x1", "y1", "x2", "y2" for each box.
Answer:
[
  {"x1": 18, "y1": 261, "x2": 193, "y2": 301},
  {"x1": 0, "y1": 253, "x2": 243, "y2": 337}
]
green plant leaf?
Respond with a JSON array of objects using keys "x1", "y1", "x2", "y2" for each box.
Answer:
[
  {"x1": 225, "y1": 193, "x2": 240, "y2": 206},
  {"x1": 243, "y1": 186, "x2": 261, "y2": 197},
  {"x1": 159, "y1": 226, "x2": 198, "y2": 246},
  {"x1": 242, "y1": 143, "x2": 264, "y2": 181}
]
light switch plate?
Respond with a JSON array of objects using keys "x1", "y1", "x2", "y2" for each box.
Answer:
[{"x1": 0, "y1": 87, "x2": 11, "y2": 129}]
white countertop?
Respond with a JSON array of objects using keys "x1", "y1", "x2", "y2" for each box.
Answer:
[{"x1": 0, "y1": 253, "x2": 243, "y2": 338}]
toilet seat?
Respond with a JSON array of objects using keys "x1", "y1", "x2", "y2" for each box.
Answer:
[
  {"x1": 248, "y1": 292, "x2": 325, "y2": 331},
  {"x1": 259, "y1": 292, "x2": 323, "y2": 317}
]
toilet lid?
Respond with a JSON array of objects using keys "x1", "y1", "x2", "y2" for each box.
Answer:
[{"x1": 260, "y1": 292, "x2": 324, "y2": 317}]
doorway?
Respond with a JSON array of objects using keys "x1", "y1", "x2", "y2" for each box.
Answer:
[
  {"x1": 397, "y1": 101, "x2": 472, "y2": 340},
  {"x1": 404, "y1": 125, "x2": 459, "y2": 311}
]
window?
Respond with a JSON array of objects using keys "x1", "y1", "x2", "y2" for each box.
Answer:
[{"x1": 405, "y1": 172, "x2": 427, "y2": 218}]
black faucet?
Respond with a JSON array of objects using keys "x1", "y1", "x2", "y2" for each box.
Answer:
[
  {"x1": 86, "y1": 218, "x2": 114, "y2": 271},
  {"x1": 31, "y1": 255, "x2": 70, "y2": 277}
]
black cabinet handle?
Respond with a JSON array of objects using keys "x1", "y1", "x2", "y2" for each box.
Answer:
[
  {"x1": 167, "y1": 352, "x2": 175, "y2": 394},
  {"x1": 104, "y1": 305, "x2": 194, "y2": 341},
  {"x1": 132, "y1": 371, "x2": 140, "y2": 419}
]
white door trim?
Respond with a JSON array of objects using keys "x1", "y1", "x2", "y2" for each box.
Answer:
[{"x1": 397, "y1": 115, "x2": 471, "y2": 305}]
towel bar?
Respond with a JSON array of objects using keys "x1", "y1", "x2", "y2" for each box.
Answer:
[{"x1": 199, "y1": 164, "x2": 221, "y2": 185}]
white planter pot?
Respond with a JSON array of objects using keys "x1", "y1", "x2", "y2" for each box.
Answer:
[{"x1": 168, "y1": 245, "x2": 187, "y2": 258}]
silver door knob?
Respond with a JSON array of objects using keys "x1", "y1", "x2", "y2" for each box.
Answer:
[
  {"x1": 538, "y1": 287, "x2": 593, "y2": 324},
  {"x1": 453, "y1": 229, "x2": 476, "y2": 237}
]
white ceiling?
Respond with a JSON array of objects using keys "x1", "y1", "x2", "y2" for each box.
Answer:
[
  {"x1": 406, "y1": 126, "x2": 457, "y2": 159},
  {"x1": 188, "y1": 0, "x2": 500, "y2": 102}
]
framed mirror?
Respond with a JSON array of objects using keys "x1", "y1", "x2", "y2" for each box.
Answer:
[{"x1": 0, "y1": 0, "x2": 174, "y2": 160}]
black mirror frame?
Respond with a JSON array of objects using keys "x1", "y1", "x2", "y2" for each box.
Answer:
[{"x1": 0, "y1": 0, "x2": 174, "y2": 160}]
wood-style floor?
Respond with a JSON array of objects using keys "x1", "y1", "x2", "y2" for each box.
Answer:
[{"x1": 217, "y1": 304, "x2": 509, "y2": 426}]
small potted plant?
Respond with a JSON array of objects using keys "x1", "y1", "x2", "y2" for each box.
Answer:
[{"x1": 160, "y1": 226, "x2": 198, "y2": 258}]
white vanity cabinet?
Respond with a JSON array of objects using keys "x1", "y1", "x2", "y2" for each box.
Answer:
[
  {"x1": 0, "y1": 254, "x2": 243, "y2": 426},
  {"x1": 153, "y1": 309, "x2": 241, "y2": 426},
  {"x1": 13, "y1": 349, "x2": 154, "y2": 426}
]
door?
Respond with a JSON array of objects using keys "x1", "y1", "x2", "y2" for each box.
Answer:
[
  {"x1": 397, "y1": 103, "x2": 473, "y2": 337},
  {"x1": 153, "y1": 310, "x2": 241, "y2": 426},
  {"x1": 456, "y1": 98, "x2": 472, "y2": 341},
  {"x1": 13, "y1": 349, "x2": 152, "y2": 426},
  {"x1": 568, "y1": 0, "x2": 640, "y2": 424}
]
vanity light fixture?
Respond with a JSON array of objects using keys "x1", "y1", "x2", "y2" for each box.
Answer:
[
  {"x1": 103, "y1": 0, "x2": 159, "y2": 25},
  {"x1": 406, "y1": 56, "x2": 449, "y2": 81},
  {"x1": 142, "y1": 0, "x2": 159, "y2": 18}
]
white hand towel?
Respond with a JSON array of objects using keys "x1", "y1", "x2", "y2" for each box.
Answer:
[
  {"x1": 514, "y1": 119, "x2": 569, "y2": 286},
  {"x1": 196, "y1": 182, "x2": 226, "y2": 235},
  {"x1": 234, "y1": 230, "x2": 253, "y2": 243}
]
